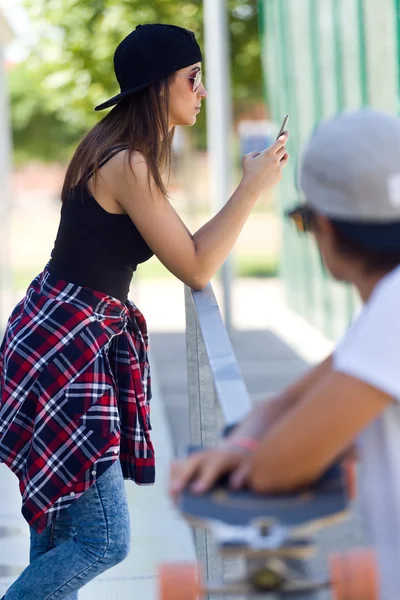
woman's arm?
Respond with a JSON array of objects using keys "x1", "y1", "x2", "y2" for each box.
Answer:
[{"x1": 106, "y1": 139, "x2": 288, "y2": 290}]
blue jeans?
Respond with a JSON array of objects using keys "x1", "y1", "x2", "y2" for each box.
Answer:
[{"x1": 4, "y1": 460, "x2": 130, "y2": 600}]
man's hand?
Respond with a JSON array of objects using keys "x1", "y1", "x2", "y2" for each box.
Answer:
[{"x1": 169, "y1": 445, "x2": 253, "y2": 502}]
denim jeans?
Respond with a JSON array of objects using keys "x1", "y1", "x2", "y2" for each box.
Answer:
[{"x1": 4, "y1": 460, "x2": 130, "y2": 600}]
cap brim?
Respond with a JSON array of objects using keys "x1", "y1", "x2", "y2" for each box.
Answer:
[
  {"x1": 94, "y1": 80, "x2": 155, "y2": 111},
  {"x1": 95, "y1": 93, "x2": 125, "y2": 111},
  {"x1": 333, "y1": 220, "x2": 400, "y2": 253}
]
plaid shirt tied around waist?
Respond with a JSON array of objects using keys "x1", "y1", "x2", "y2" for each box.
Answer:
[{"x1": 0, "y1": 268, "x2": 154, "y2": 533}]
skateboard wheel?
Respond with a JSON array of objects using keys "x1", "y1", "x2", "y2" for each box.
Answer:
[
  {"x1": 344, "y1": 459, "x2": 357, "y2": 500},
  {"x1": 158, "y1": 562, "x2": 202, "y2": 600},
  {"x1": 330, "y1": 548, "x2": 378, "y2": 600}
]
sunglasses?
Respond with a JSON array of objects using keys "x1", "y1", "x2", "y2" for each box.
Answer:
[
  {"x1": 177, "y1": 70, "x2": 203, "y2": 93},
  {"x1": 286, "y1": 205, "x2": 315, "y2": 233}
]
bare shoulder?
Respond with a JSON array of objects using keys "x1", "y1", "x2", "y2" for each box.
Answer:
[
  {"x1": 96, "y1": 148, "x2": 145, "y2": 183},
  {"x1": 107, "y1": 149, "x2": 166, "y2": 207},
  {"x1": 109, "y1": 149, "x2": 149, "y2": 178},
  {"x1": 88, "y1": 147, "x2": 141, "y2": 215}
]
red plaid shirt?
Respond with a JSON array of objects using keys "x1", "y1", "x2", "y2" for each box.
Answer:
[{"x1": 0, "y1": 268, "x2": 154, "y2": 533}]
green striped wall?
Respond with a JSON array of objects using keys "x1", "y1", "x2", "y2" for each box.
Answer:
[{"x1": 258, "y1": 0, "x2": 400, "y2": 340}]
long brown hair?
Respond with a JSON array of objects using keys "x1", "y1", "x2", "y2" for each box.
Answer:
[{"x1": 61, "y1": 75, "x2": 175, "y2": 202}]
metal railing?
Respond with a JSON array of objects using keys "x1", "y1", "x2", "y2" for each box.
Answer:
[
  {"x1": 185, "y1": 283, "x2": 252, "y2": 598},
  {"x1": 185, "y1": 283, "x2": 252, "y2": 445}
]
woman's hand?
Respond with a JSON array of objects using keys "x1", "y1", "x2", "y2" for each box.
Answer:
[
  {"x1": 170, "y1": 444, "x2": 253, "y2": 502},
  {"x1": 241, "y1": 134, "x2": 289, "y2": 196}
]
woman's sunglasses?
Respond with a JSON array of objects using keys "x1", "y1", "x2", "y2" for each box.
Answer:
[
  {"x1": 286, "y1": 205, "x2": 315, "y2": 233},
  {"x1": 177, "y1": 70, "x2": 203, "y2": 93}
]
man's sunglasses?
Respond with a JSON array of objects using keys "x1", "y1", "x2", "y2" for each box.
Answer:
[
  {"x1": 177, "y1": 70, "x2": 203, "y2": 93},
  {"x1": 286, "y1": 205, "x2": 315, "y2": 233}
]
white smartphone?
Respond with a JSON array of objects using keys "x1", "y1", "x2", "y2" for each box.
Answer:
[{"x1": 277, "y1": 115, "x2": 289, "y2": 139}]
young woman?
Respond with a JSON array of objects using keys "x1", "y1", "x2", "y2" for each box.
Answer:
[
  {"x1": 0, "y1": 23, "x2": 288, "y2": 600},
  {"x1": 171, "y1": 108, "x2": 400, "y2": 599}
]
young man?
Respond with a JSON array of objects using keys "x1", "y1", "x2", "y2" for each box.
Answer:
[{"x1": 171, "y1": 109, "x2": 400, "y2": 599}]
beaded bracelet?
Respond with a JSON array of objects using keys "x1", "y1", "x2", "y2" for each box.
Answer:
[{"x1": 226, "y1": 437, "x2": 260, "y2": 453}]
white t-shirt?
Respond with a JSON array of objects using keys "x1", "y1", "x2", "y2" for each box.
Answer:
[{"x1": 334, "y1": 265, "x2": 400, "y2": 600}]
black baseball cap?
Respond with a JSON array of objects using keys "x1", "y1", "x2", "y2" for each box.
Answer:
[{"x1": 95, "y1": 24, "x2": 202, "y2": 111}]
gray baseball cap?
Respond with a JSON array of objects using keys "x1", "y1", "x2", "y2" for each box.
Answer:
[{"x1": 297, "y1": 109, "x2": 400, "y2": 251}]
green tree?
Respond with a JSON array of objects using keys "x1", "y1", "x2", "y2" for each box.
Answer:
[
  {"x1": 10, "y1": 62, "x2": 86, "y2": 164},
  {"x1": 13, "y1": 0, "x2": 263, "y2": 161}
]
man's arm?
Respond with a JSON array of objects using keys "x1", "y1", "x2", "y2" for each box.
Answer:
[
  {"x1": 170, "y1": 355, "x2": 334, "y2": 496},
  {"x1": 249, "y1": 370, "x2": 391, "y2": 493},
  {"x1": 224, "y1": 354, "x2": 333, "y2": 445}
]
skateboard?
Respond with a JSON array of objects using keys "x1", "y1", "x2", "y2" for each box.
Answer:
[{"x1": 158, "y1": 459, "x2": 378, "y2": 599}]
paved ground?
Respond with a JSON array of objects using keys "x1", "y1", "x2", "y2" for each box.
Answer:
[{"x1": 0, "y1": 277, "x2": 366, "y2": 599}]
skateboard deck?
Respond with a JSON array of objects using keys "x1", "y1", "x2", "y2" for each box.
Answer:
[
  {"x1": 179, "y1": 459, "x2": 351, "y2": 536},
  {"x1": 159, "y1": 454, "x2": 370, "y2": 599}
]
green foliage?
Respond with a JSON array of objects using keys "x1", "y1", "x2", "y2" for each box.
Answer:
[
  {"x1": 9, "y1": 61, "x2": 86, "y2": 164},
  {"x1": 12, "y1": 0, "x2": 263, "y2": 162}
]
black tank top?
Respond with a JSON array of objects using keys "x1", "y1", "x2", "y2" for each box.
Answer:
[{"x1": 49, "y1": 146, "x2": 154, "y2": 302}]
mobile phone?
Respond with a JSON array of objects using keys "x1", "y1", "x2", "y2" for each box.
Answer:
[{"x1": 277, "y1": 115, "x2": 289, "y2": 139}]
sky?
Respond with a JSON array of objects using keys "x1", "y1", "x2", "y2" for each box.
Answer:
[{"x1": 0, "y1": 0, "x2": 32, "y2": 62}]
